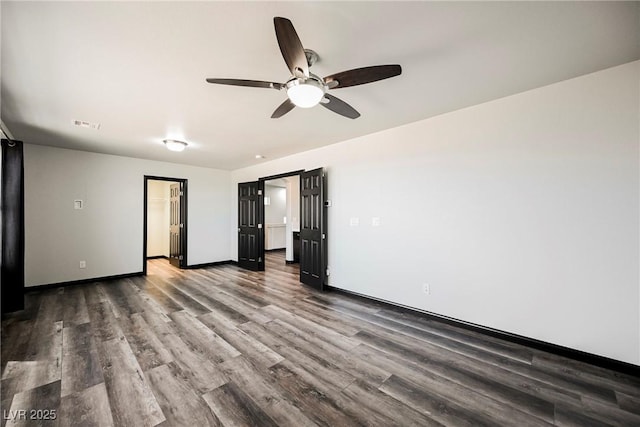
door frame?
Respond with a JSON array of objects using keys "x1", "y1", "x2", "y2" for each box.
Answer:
[
  {"x1": 257, "y1": 170, "x2": 304, "y2": 270},
  {"x1": 143, "y1": 175, "x2": 188, "y2": 275}
]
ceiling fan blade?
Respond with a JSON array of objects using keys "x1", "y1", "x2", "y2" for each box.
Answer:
[
  {"x1": 320, "y1": 94, "x2": 360, "y2": 119},
  {"x1": 271, "y1": 98, "x2": 296, "y2": 118},
  {"x1": 274, "y1": 17, "x2": 309, "y2": 78},
  {"x1": 324, "y1": 65, "x2": 402, "y2": 89},
  {"x1": 206, "y1": 78, "x2": 284, "y2": 90}
]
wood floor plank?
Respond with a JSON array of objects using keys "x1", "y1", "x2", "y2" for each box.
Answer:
[
  {"x1": 267, "y1": 318, "x2": 391, "y2": 388},
  {"x1": 553, "y1": 402, "x2": 616, "y2": 427},
  {"x1": 617, "y1": 391, "x2": 640, "y2": 416},
  {"x1": 59, "y1": 382, "x2": 115, "y2": 427},
  {"x1": 218, "y1": 356, "x2": 317, "y2": 427},
  {"x1": 202, "y1": 381, "x2": 278, "y2": 427},
  {"x1": 139, "y1": 310, "x2": 227, "y2": 394},
  {"x1": 379, "y1": 374, "x2": 497, "y2": 427},
  {"x1": 374, "y1": 357, "x2": 553, "y2": 426},
  {"x1": 82, "y1": 283, "x2": 109, "y2": 307},
  {"x1": 117, "y1": 313, "x2": 173, "y2": 372},
  {"x1": 25, "y1": 290, "x2": 64, "y2": 366},
  {"x1": 145, "y1": 363, "x2": 221, "y2": 426},
  {"x1": 167, "y1": 277, "x2": 251, "y2": 325},
  {"x1": 353, "y1": 316, "x2": 617, "y2": 406},
  {"x1": 168, "y1": 311, "x2": 241, "y2": 364},
  {"x1": 266, "y1": 362, "x2": 366, "y2": 426},
  {"x1": 101, "y1": 281, "x2": 145, "y2": 319},
  {"x1": 209, "y1": 290, "x2": 273, "y2": 325},
  {"x1": 1, "y1": 320, "x2": 34, "y2": 375},
  {"x1": 61, "y1": 323, "x2": 103, "y2": 397},
  {"x1": 5, "y1": 380, "x2": 60, "y2": 427},
  {"x1": 197, "y1": 310, "x2": 284, "y2": 368},
  {"x1": 1, "y1": 361, "x2": 60, "y2": 404},
  {"x1": 61, "y1": 286, "x2": 90, "y2": 327},
  {"x1": 86, "y1": 302, "x2": 123, "y2": 343},
  {"x1": 532, "y1": 352, "x2": 640, "y2": 398},
  {"x1": 128, "y1": 276, "x2": 184, "y2": 316},
  {"x1": 240, "y1": 321, "x2": 357, "y2": 393},
  {"x1": 354, "y1": 329, "x2": 557, "y2": 422},
  {"x1": 580, "y1": 394, "x2": 640, "y2": 425},
  {"x1": 19, "y1": 316, "x2": 63, "y2": 392},
  {"x1": 260, "y1": 304, "x2": 361, "y2": 351},
  {"x1": 145, "y1": 276, "x2": 210, "y2": 317},
  {"x1": 373, "y1": 305, "x2": 535, "y2": 364},
  {"x1": 340, "y1": 379, "x2": 445, "y2": 426},
  {"x1": 97, "y1": 336, "x2": 165, "y2": 427}
]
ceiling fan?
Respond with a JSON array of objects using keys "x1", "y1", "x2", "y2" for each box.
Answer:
[{"x1": 206, "y1": 17, "x2": 402, "y2": 119}]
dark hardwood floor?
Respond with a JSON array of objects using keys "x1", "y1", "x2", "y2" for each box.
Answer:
[{"x1": 2, "y1": 251, "x2": 640, "y2": 426}]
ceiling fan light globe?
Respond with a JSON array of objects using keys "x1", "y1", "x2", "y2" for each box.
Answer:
[{"x1": 286, "y1": 78, "x2": 325, "y2": 108}]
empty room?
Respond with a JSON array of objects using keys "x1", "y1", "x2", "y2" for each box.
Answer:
[{"x1": 1, "y1": 1, "x2": 639, "y2": 426}]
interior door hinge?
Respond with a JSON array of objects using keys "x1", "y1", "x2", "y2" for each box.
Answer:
[
  {"x1": 326, "y1": 268, "x2": 330, "y2": 276},
  {"x1": 322, "y1": 233, "x2": 326, "y2": 240},
  {"x1": 179, "y1": 223, "x2": 184, "y2": 228},
  {"x1": 258, "y1": 189, "x2": 263, "y2": 196},
  {"x1": 179, "y1": 255, "x2": 183, "y2": 261},
  {"x1": 258, "y1": 257, "x2": 262, "y2": 262},
  {"x1": 258, "y1": 224, "x2": 263, "y2": 229},
  {"x1": 179, "y1": 191, "x2": 184, "y2": 196}
]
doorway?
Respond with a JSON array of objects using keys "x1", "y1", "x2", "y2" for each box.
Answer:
[
  {"x1": 143, "y1": 176, "x2": 188, "y2": 274},
  {"x1": 263, "y1": 175, "x2": 300, "y2": 268},
  {"x1": 237, "y1": 169, "x2": 327, "y2": 291}
]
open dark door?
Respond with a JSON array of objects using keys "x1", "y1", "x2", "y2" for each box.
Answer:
[
  {"x1": 238, "y1": 181, "x2": 264, "y2": 271},
  {"x1": 169, "y1": 183, "x2": 183, "y2": 268},
  {"x1": 143, "y1": 176, "x2": 187, "y2": 274},
  {"x1": 300, "y1": 168, "x2": 326, "y2": 290}
]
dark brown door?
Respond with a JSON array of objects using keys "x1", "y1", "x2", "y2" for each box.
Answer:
[
  {"x1": 238, "y1": 181, "x2": 264, "y2": 271},
  {"x1": 300, "y1": 168, "x2": 326, "y2": 290},
  {"x1": 169, "y1": 183, "x2": 183, "y2": 268}
]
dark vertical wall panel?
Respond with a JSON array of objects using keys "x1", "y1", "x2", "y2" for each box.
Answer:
[{"x1": 1, "y1": 139, "x2": 25, "y2": 313}]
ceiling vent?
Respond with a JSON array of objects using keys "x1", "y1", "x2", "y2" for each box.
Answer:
[{"x1": 72, "y1": 120, "x2": 100, "y2": 130}]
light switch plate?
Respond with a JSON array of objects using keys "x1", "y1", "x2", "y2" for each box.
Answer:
[
  {"x1": 372, "y1": 217, "x2": 381, "y2": 227},
  {"x1": 74, "y1": 200, "x2": 83, "y2": 210},
  {"x1": 349, "y1": 217, "x2": 359, "y2": 226}
]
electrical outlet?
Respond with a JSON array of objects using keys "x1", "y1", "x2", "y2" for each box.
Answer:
[
  {"x1": 422, "y1": 283, "x2": 430, "y2": 295},
  {"x1": 79, "y1": 260, "x2": 86, "y2": 269}
]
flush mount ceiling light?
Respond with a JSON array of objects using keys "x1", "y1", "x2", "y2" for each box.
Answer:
[
  {"x1": 163, "y1": 139, "x2": 188, "y2": 152},
  {"x1": 72, "y1": 119, "x2": 101, "y2": 130}
]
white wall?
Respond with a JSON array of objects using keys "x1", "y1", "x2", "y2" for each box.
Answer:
[
  {"x1": 230, "y1": 61, "x2": 640, "y2": 365},
  {"x1": 24, "y1": 145, "x2": 231, "y2": 286},
  {"x1": 264, "y1": 184, "x2": 287, "y2": 225},
  {"x1": 146, "y1": 180, "x2": 171, "y2": 258},
  {"x1": 285, "y1": 176, "x2": 300, "y2": 261}
]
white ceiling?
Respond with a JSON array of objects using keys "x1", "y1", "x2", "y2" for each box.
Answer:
[{"x1": 2, "y1": 1, "x2": 638, "y2": 170}]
